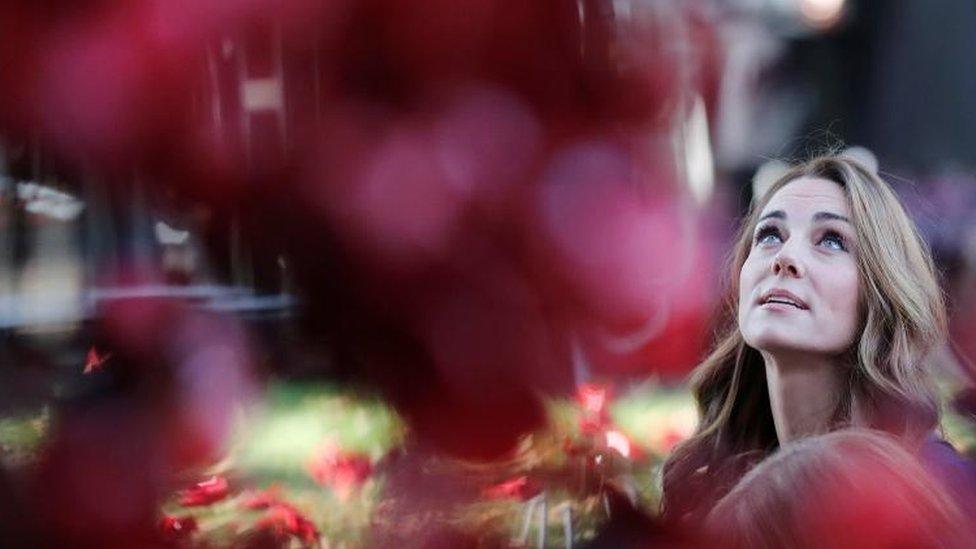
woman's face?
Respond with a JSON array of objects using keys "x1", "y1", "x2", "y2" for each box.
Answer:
[{"x1": 738, "y1": 177, "x2": 861, "y2": 355}]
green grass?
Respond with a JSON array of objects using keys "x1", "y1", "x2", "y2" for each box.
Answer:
[
  {"x1": 170, "y1": 381, "x2": 404, "y2": 546},
  {"x1": 227, "y1": 382, "x2": 403, "y2": 480},
  {"x1": 0, "y1": 406, "x2": 49, "y2": 470}
]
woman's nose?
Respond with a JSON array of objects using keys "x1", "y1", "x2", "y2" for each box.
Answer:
[{"x1": 772, "y1": 251, "x2": 803, "y2": 278}]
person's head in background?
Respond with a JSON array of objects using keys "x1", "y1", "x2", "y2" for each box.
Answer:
[
  {"x1": 662, "y1": 150, "x2": 947, "y2": 521},
  {"x1": 706, "y1": 429, "x2": 969, "y2": 549}
]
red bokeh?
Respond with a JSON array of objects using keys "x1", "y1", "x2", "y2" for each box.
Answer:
[
  {"x1": 178, "y1": 475, "x2": 230, "y2": 507},
  {"x1": 0, "y1": 0, "x2": 723, "y2": 543},
  {"x1": 254, "y1": 502, "x2": 320, "y2": 544},
  {"x1": 307, "y1": 441, "x2": 374, "y2": 501}
]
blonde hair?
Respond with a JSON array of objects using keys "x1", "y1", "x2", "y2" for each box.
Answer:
[
  {"x1": 662, "y1": 154, "x2": 947, "y2": 521},
  {"x1": 706, "y1": 429, "x2": 969, "y2": 548}
]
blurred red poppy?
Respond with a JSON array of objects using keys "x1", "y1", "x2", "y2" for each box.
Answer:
[
  {"x1": 240, "y1": 486, "x2": 283, "y2": 510},
  {"x1": 577, "y1": 383, "x2": 612, "y2": 435},
  {"x1": 481, "y1": 476, "x2": 541, "y2": 501},
  {"x1": 83, "y1": 346, "x2": 111, "y2": 375},
  {"x1": 159, "y1": 514, "x2": 197, "y2": 539},
  {"x1": 577, "y1": 383, "x2": 609, "y2": 415},
  {"x1": 178, "y1": 476, "x2": 229, "y2": 507},
  {"x1": 254, "y1": 503, "x2": 319, "y2": 544},
  {"x1": 307, "y1": 443, "x2": 373, "y2": 501}
]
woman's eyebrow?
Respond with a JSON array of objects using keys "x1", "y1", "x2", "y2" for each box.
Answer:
[
  {"x1": 812, "y1": 211, "x2": 851, "y2": 223},
  {"x1": 758, "y1": 210, "x2": 785, "y2": 222}
]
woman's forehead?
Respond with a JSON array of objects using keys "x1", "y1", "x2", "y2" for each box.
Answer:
[{"x1": 761, "y1": 177, "x2": 849, "y2": 217}]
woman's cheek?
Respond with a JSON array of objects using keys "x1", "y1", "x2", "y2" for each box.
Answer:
[
  {"x1": 737, "y1": 261, "x2": 759, "y2": 321},
  {"x1": 828, "y1": 267, "x2": 862, "y2": 348}
]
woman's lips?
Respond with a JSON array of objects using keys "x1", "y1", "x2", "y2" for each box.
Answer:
[
  {"x1": 757, "y1": 289, "x2": 809, "y2": 310},
  {"x1": 759, "y1": 301, "x2": 807, "y2": 312}
]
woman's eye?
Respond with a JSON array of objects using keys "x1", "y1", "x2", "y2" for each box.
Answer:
[
  {"x1": 755, "y1": 226, "x2": 782, "y2": 246},
  {"x1": 819, "y1": 231, "x2": 847, "y2": 251}
]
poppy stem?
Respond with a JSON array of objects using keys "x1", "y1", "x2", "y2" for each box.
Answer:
[{"x1": 537, "y1": 492, "x2": 547, "y2": 548}]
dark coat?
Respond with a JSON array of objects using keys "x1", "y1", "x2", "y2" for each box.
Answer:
[{"x1": 919, "y1": 435, "x2": 976, "y2": 518}]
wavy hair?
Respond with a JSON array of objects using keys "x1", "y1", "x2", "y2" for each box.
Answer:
[{"x1": 661, "y1": 154, "x2": 947, "y2": 521}]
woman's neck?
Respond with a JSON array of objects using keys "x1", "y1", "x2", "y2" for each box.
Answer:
[{"x1": 762, "y1": 350, "x2": 847, "y2": 444}]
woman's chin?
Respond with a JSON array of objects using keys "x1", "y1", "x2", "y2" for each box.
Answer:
[
  {"x1": 747, "y1": 337, "x2": 848, "y2": 359},
  {"x1": 744, "y1": 331, "x2": 817, "y2": 355}
]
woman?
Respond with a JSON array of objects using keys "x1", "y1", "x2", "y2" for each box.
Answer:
[
  {"x1": 661, "y1": 153, "x2": 976, "y2": 522},
  {"x1": 705, "y1": 429, "x2": 970, "y2": 548}
]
